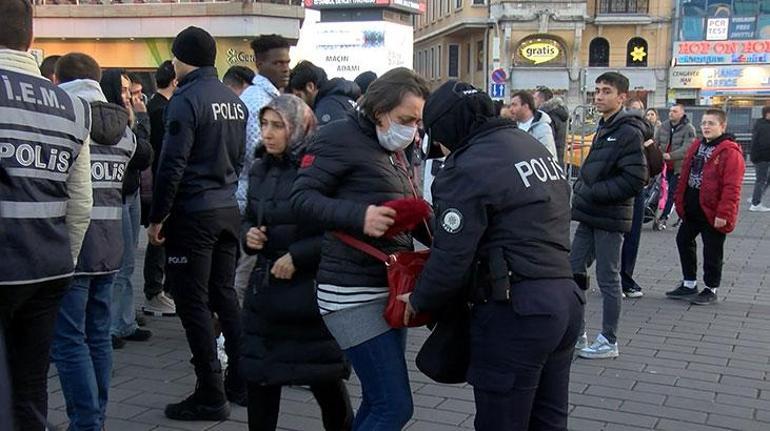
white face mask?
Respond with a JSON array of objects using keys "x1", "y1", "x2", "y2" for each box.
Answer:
[{"x1": 377, "y1": 114, "x2": 417, "y2": 152}]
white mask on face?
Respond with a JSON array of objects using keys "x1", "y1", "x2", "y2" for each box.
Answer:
[{"x1": 377, "y1": 114, "x2": 417, "y2": 152}]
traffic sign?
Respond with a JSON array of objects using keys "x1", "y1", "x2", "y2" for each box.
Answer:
[
  {"x1": 491, "y1": 68, "x2": 507, "y2": 84},
  {"x1": 489, "y1": 83, "x2": 505, "y2": 99}
]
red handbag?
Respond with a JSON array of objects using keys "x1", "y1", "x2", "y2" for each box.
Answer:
[{"x1": 334, "y1": 232, "x2": 433, "y2": 328}]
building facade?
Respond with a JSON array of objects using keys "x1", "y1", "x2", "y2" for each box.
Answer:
[
  {"x1": 31, "y1": 0, "x2": 304, "y2": 85},
  {"x1": 415, "y1": 0, "x2": 674, "y2": 110}
]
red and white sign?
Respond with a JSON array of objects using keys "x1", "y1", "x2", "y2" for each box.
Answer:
[{"x1": 676, "y1": 40, "x2": 770, "y2": 56}]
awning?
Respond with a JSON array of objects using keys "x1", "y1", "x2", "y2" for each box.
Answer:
[
  {"x1": 584, "y1": 68, "x2": 660, "y2": 91},
  {"x1": 510, "y1": 69, "x2": 570, "y2": 91}
]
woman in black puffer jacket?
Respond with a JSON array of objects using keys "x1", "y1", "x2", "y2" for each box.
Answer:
[
  {"x1": 240, "y1": 95, "x2": 352, "y2": 431},
  {"x1": 291, "y1": 68, "x2": 431, "y2": 430}
]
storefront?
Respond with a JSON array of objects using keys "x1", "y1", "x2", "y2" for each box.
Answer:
[
  {"x1": 669, "y1": 39, "x2": 770, "y2": 110},
  {"x1": 509, "y1": 35, "x2": 570, "y2": 92}
]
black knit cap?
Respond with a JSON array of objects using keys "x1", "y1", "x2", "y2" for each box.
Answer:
[
  {"x1": 172, "y1": 26, "x2": 216, "y2": 68},
  {"x1": 423, "y1": 80, "x2": 494, "y2": 153}
]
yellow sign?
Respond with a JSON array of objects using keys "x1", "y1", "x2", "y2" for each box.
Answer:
[
  {"x1": 519, "y1": 41, "x2": 561, "y2": 65},
  {"x1": 631, "y1": 46, "x2": 647, "y2": 62}
]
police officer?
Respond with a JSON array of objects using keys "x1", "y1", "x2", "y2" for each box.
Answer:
[
  {"x1": 402, "y1": 81, "x2": 584, "y2": 430},
  {"x1": 147, "y1": 26, "x2": 248, "y2": 421},
  {"x1": 0, "y1": 2, "x2": 93, "y2": 429}
]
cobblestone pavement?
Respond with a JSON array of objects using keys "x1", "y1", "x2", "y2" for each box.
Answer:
[{"x1": 46, "y1": 191, "x2": 770, "y2": 430}]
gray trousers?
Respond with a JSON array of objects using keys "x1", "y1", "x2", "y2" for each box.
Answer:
[
  {"x1": 234, "y1": 248, "x2": 257, "y2": 307},
  {"x1": 569, "y1": 222, "x2": 624, "y2": 344}
]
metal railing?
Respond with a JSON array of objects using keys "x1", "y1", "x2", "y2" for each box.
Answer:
[{"x1": 34, "y1": 0, "x2": 301, "y2": 5}]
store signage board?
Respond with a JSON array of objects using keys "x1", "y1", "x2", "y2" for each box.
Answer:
[
  {"x1": 674, "y1": 40, "x2": 770, "y2": 65},
  {"x1": 304, "y1": 0, "x2": 425, "y2": 12},
  {"x1": 706, "y1": 18, "x2": 729, "y2": 41},
  {"x1": 669, "y1": 65, "x2": 770, "y2": 90},
  {"x1": 519, "y1": 41, "x2": 560, "y2": 65}
]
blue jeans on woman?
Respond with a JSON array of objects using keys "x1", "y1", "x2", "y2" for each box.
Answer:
[
  {"x1": 344, "y1": 329, "x2": 413, "y2": 431},
  {"x1": 51, "y1": 274, "x2": 116, "y2": 431},
  {"x1": 111, "y1": 192, "x2": 140, "y2": 338}
]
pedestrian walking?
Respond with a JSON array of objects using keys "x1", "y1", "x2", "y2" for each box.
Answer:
[
  {"x1": 142, "y1": 60, "x2": 177, "y2": 317},
  {"x1": 666, "y1": 108, "x2": 745, "y2": 305},
  {"x1": 570, "y1": 72, "x2": 649, "y2": 359},
  {"x1": 749, "y1": 106, "x2": 770, "y2": 212},
  {"x1": 101, "y1": 68, "x2": 153, "y2": 348},
  {"x1": 405, "y1": 80, "x2": 583, "y2": 431},
  {"x1": 148, "y1": 26, "x2": 248, "y2": 420},
  {"x1": 654, "y1": 103, "x2": 697, "y2": 230},
  {"x1": 0, "y1": 2, "x2": 93, "y2": 428},
  {"x1": 50, "y1": 53, "x2": 141, "y2": 431},
  {"x1": 241, "y1": 95, "x2": 353, "y2": 431},
  {"x1": 291, "y1": 68, "x2": 431, "y2": 430}
]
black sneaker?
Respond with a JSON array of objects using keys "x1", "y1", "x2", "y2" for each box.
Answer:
[
  {"x1": 665, "y1": 283, "x2": 698, "y2": 300},
  {"x1": 124, "y1": 328, "x2": 152, "y2": 342},
  {"x1": 690, "y1": 288, "x2": 717, "y2": 305},
  {"x1": 224, "y1": 369, "x2": 247, "y2": 407},
  {"x1": 135, "y1": 314, "x2": 147, "y2": 327},
  {"x1": 164, "y1": 392, "x2": 230, "y2": 421},
  {"x1": 111, "y1": 335, "x2": 126, "y2": 350},
  {"x1": 622, "y1": 286, "x2": 644, "y2": 298}
]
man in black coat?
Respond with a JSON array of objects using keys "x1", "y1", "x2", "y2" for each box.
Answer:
[
  {"x1": 749, "y1": 106, "x2": 770, "y2": 211},
  {"x1": 535, "y1": 86, "x2": 569, "y2": 165},
  {"x1": 288, "y1": 60, "x2": 360, "y2": 126},
  {"x1": 570, "y1": 72, "x2": 648, "y2": 360}
]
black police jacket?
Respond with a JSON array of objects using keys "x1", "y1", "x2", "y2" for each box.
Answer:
[
  {"x1": 572, "y1": 110, "x2": 650, "y2": 233},
  {"x1": 410, "y1": 119, "x2": 574, "y2": 314},
  {"x1": 291, "y1": 110, "x2": 426, "y2": 289},
  {"x1": 149, "y1": 67, "x2": 247, "y2": 222}
]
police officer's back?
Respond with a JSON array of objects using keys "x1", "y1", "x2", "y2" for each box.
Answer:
[
  {"x1": 408, "y1": 81, "x2": 584, "y2": 431},
  {"x1": 147, "y1": 26, "x2": 248, "y2": 421}
]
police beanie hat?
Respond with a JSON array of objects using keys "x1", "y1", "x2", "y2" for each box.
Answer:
[
  {"x1": 172, "y1": 26, "x2": 216, "y2": 68},
  {"x1": 423, "y1": 80, "x2": 494, "y2": 153}
]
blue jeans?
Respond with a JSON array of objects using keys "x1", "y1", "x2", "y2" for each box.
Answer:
[
  {"x1": 51, "y1": 274, "x2": 115, "y2": 431},
  {"x1": 111, "y1": 192, "x2": 140, "y2": 337},
  {"x1": 621, "y1": 191, "x2": 645, "y2": 291},
  {"x1": 344, "y1": 329, "x2": 413, "y2": 431}
]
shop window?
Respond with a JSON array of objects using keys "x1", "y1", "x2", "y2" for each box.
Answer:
[
  {"x1": 762, "y1": 0, "x2": 770, "y2": 12},
  {"x1": 455, "y1": 0, "x2": 462, "y2": 8},
  {"x1": 430, "y1": 47, "x2": 435, "y2": 79},
  {"x1": 589, "y1": 37, "x2": 610, "y2": 67},
  {"x1": 437, "y1": 45, "x2": 442, "y2": 79},
  {"x1": 472, "y1": 0, "x2": 484, "y2": 5},
  {"x1": 734, "y1": 0, "x2": 759, "y2": 15},
  {"x1": 597, "y1": 0, "x2": 649, "y2": 14},
  {"x1": 707, "y1": 0, "x2": 732, "y2": 17},
  {"x1": 448, "y1": 44, "x2": 459, "y2": 78},
  {"x1": 626, "y1": 37, "x2": 648, "y2": 67}
]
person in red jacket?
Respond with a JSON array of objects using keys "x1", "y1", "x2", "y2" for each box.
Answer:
[{"x1": 666, "y1": 108, "x2": 745, "y2": 305}]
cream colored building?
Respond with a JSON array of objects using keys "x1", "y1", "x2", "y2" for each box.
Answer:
[{"x1": 415, "y1": 0, "x2": 674, "y2": 109}]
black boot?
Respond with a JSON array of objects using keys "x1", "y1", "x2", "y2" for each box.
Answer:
[
  {"x1": 165, "y1": 372, "x2": 230, "y2": 421},
  {"x1": 573, "y1": 273, "x2": 590, "y2": 291},
  {"x1": 224, "y1": 366, "x2": 247, "y2": 407}
]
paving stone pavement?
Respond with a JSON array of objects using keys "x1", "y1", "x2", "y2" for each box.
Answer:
[{"x1": 46, "y1": 191, "x2": 770, "y2": 430}]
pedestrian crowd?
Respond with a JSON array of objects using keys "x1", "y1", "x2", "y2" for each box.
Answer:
[{"x1": 1, "y1": 0, "x2": 766, "y2": 430}]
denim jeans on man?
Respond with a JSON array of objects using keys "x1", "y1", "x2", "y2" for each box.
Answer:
[
  {"x1": 344, "y1": 329, "x2": 413, "y2": 431},
  {"x1": 51, "y1": 274, "x2": 115, "y2": 431},
  {"x1": 112, "y1": 192, "x2": 140, "y2": 337},
  {"x1": 570, "y1": 222, "x2": 624, "y2": 344},
  {"x1": 621, "y1": 192, "x2": 645, "y2": 291},
  {"x1": 752, "y1": 161, "x2": 770, "y2": 206},
  {"x1": 661, "y1": 171, "x2": 679, "y2": 220}
]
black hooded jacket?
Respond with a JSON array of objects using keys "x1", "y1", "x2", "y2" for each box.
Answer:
[
  {"x1": 99, "y1": 69, "x2": 152, "y2": 200},
  {"x1": 539, "y1": 97, "x2": 569, "y2": 163},
  {"x1": 314, "y1": 78, "x2": 360, "y2": 126},
  {"x1": 572, "y1": 110, "x2": 651, "y2": 232}
]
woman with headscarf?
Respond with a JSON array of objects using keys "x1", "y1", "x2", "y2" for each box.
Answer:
[{"x1": 240, "y1": 95, "x2": 353, "y2": 431}]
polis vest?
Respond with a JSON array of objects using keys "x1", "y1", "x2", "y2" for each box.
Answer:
[
  {"x1": 0, "y1": 69, "x2": 91, "y2": 285},
  {"x1": 75, "y1": 124, "x2": 136, "y2": 275}
]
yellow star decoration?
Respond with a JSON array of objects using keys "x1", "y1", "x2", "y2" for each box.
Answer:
[{"x1": 631, "y1": 46, "x2": 647, "y2": 62}]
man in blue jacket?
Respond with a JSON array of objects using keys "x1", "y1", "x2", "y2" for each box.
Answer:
[{"x1": 148, "y1": 26, "x2": 248, "y2": 421}]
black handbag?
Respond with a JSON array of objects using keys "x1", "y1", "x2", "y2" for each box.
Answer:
[{"x1": 415, "y1": 302, "x2": 471, "y2": 384}]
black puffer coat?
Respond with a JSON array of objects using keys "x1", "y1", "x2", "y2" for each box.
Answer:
[
  {"x1": 291, "y1": 110, "x2": 423, "y2": 289},
  {"x1": 572, "y1": 110, "x2": 650, "y2": 233},
  {"x1": 751, "y1": 118, "x2": 770, "y2": 163},
  {"x1": 240, "y1": 151, "x2": 349, "y2": 386},
  {"x1": 314, "y1": 78, "x2": 360, "y2": 126}
]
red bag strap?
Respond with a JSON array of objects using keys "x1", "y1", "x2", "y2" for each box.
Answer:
[{"x1": 333, "y1": 232, "x2": 391, "y2": 264}]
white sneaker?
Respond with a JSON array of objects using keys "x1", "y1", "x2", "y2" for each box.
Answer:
[
  {"x1": 142, "y1": 292, "x2": 176, "y2": 316},
  {"x1": 575, "y1": 332, "x2": 588, "y2": 350},
  {"x1": 217, "y1": 334, "x2": 228, "y2": 370},
  {"x1": 578, "y1": 334, "x2": 619, "y2": 359},
  {"x1": 749, "y1": 204, "x2": 770, "y2": 212}
]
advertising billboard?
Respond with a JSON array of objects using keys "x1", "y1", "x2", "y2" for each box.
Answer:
[
  {"x1": 673, "y1": 39, "x2": 770, "y2": 65},
  {"x1": 299, "y1": 21, "x2": 413, "y2": 81},
  {"x1": 304, "y1": 0, "x2": 425, "y2": 14}
]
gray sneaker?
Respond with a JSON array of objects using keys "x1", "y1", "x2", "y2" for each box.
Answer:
[
  {"x1": 575, "y1": 332, "x2": 588, "y2": 350},
  {"x1": 143, "y1": 292, "x2": 177, "y2": 316},
  {"x1": 578, "y1": 334, "x2": 619, "y2": 359}
]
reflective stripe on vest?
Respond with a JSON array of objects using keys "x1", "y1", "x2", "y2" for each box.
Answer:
[
  {"x1": 0, "y1": 69, "x2": 90, "y2": 285},
  {"x1": 75, "y1": 125, "x2": 136, "y2": 275}
]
